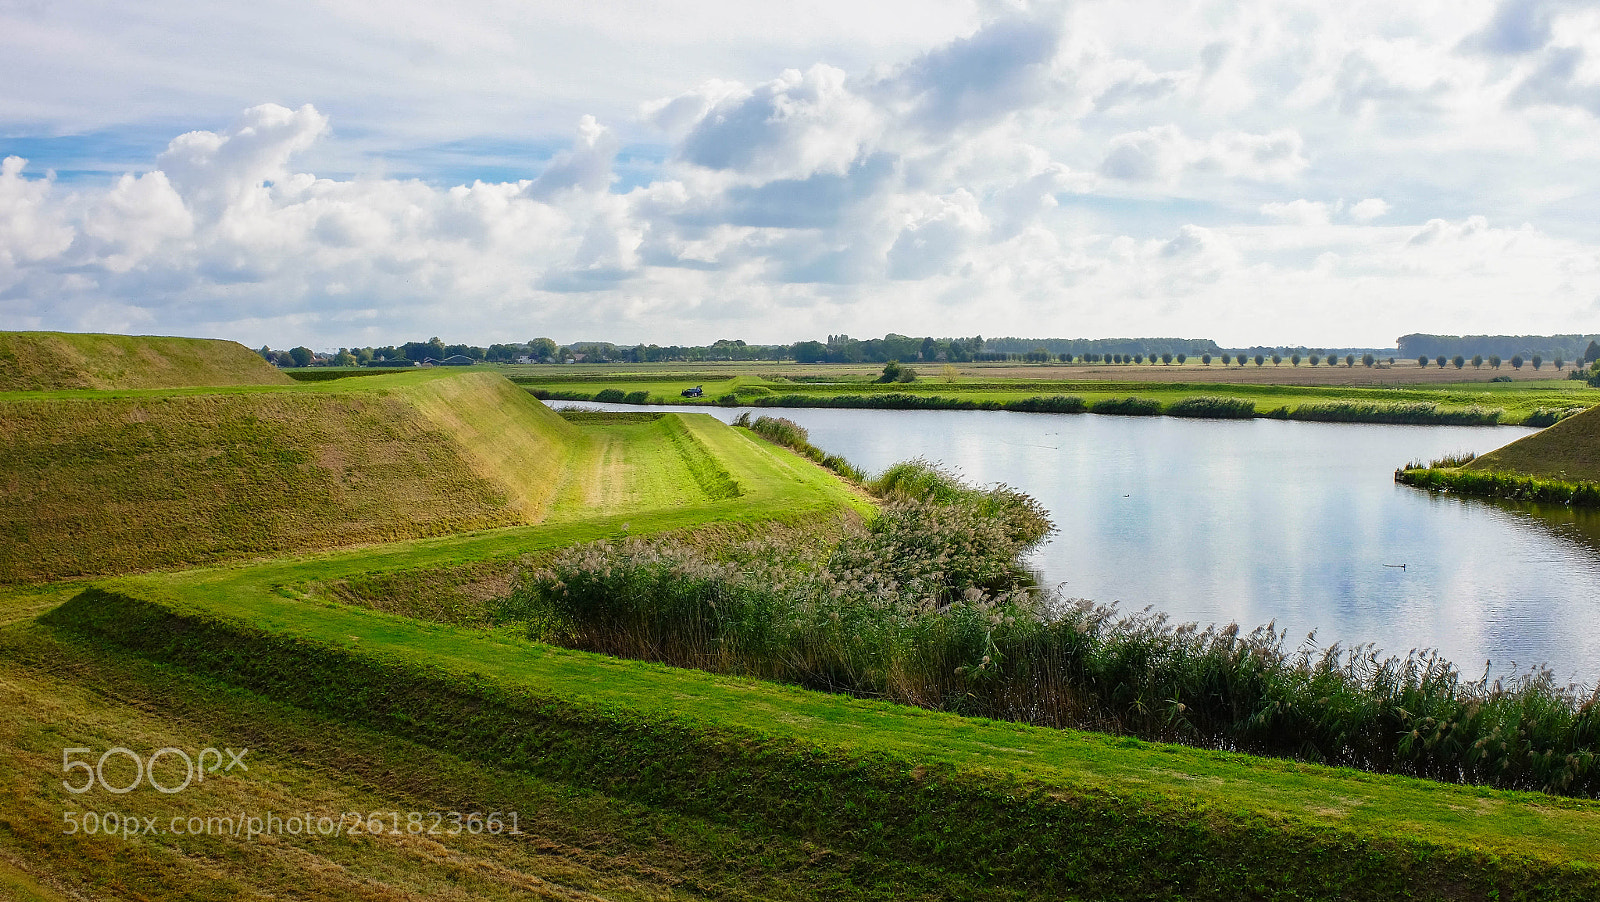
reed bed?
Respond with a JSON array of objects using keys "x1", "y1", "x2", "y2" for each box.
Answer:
[
  {"x1": 502, "y1": 462, "x2": 1600, "y2": 797},
  {"x1": 1290, "y1": 401, "x2": 1504, "y2": 425},
  {"x1": 1165, "y1": 396, "x2": 1256, "y2": 418},
  {"x1": 1089, "y1": 397, "x2": 1163, "y2": 416},
  {"x1": 732, "y1": 413, "x2": 868, "y2": 482},
  {"x1": 1397, "y1": 465, "x2": 1600, "y2": 507}
]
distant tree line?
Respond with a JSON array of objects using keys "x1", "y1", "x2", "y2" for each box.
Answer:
[
  {"x1": 982, "y1": 336, "x2": 1223, "y2": 357},
  {"x1": 1397, "y1": 333, "x2": 1600, "y2": 362},
  {"x1": 266, "y1": 331, "x2": 1575, "y2": 369}
]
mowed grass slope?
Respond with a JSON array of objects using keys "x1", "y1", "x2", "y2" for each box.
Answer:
[
  {"x1": 0, "y1": 371, "x2": 864, "y2": 583},
  {"x1": 0, "y1": 331, "x2": 290, "y2": 391},
  {"x1": 39, "y1": 566, "x2": 1600, "y2": 900},
  {"x1": 0, "y1": 373, "x2": 586, "y2": 583},
  {"x1": 0, "y1": 586, "x2": 980, "y2": 902},
  {"x1": 1466, "y1": 403, "x2": 1600, "y2": 482}
]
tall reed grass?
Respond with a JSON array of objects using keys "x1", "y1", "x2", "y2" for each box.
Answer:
[
  {"x1": 1291, "y1": 401, "x2": 1503, "y2": 426},
  {"x1": 732, "y1": 413, "x2": 868, "y2": 482},
  {"x1": 503, "y1": 463, "x2": 1600, "y2": 797},
  {"x1": 1397, "y1": 465, "x2": 1600, "y2": 507},
  {"x1": 1165, "y1": 396, "x2": 1256, "y2": 418}
]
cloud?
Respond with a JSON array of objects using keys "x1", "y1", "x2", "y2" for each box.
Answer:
[
  {"x1": 1460, "y1": 0, "x2": 1568, "y2": 56},
  {"x1": 155, "y1": 103, "x2": 328, "y2": 218},
  {"x1": 6, "y1": 2, "x2": 1600, "y2": 348},
  {"x1": 1260, "y1": 199, "x2": 1330, "y2": 226},
  {"x1": 1349, "y1": 198, "x2": 1390, "y2": 222},
  {"x1": 0, "y1": 157, "x2": 74, "y2": 268},
  {"x1": 1100, "y1": 126, "x2": 1306, "y2": 183},
  {"x1": 1509, "y1": 46, "x2": 1600, "y2": 115},
  {"x1": 524, "y1": 115, "x2": 619, "y2": 199},
  {"x1": 886, "y1": 189, "x2": 987, "y2": 280},
  {"x1": 877, "y1": 4, "x2": 1067, "y2": 132},
  {"x1": 676, "y1": 64, "x2": 879, "y2": 181}
]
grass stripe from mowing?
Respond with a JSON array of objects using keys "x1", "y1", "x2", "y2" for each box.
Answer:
[{"x1": 41, "y1": 583, "x2": 1600, "y2": 901}]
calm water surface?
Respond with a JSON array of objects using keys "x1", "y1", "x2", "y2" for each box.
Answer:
[{"x1": 553, "y1": 401, "x2": 1600, "y2": 683}]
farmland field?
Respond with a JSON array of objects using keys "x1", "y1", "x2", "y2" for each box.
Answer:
[{"x1": 494, "y1": 364, "x2": 1596, "y2": 427}]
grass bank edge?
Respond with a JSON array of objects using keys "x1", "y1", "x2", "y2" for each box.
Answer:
[
  {"x1": 535, "y1": 386, "x2": 1588, "y2": 427},
  {"x1": 40, "y1": 579, "x2": 1600, "y2": 875},
  {"x1": 1396, "y1": 466, "x2": 1600, "y2": 507}
]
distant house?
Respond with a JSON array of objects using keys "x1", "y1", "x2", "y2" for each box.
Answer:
[
  {"x1": 681, "y1": 385, "x2": 704, "y2": 398},
  {"x1": 369, "y1": 358, "x2": 418, "y2": 367},
  {"x1": 439, "y1": 355, "x2": 476, "y2": 366}
]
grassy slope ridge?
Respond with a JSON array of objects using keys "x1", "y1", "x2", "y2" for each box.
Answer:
[
  {"x1": 0, "y1": 373, "x2": 584, "y2": 583},
  {"x1": 1467, "y1": 403, "x2": 1600, "y2": 482},
  {"x1": 0, "y1": 585, "x2": 1014, "y2": 902},
  {"x1": 0, "y1": 331, "x2": 290, "y2": 391},
  {"x1": 42, "y1": 581, "x2": 1600, "y2": 901}
]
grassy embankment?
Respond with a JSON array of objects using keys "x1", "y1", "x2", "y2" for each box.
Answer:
[
  {"x1": 8, "y1": 431, "x2": 1596, "y2": 897},
  {"x1": 1398, "y1": 404, "x2": 1600, "y2": 505},
  {"x1": 0, "y1": 367, "x2": 810, "y2": 584},
  {"x1": 506, "y1": 368, "x2": 1593, "y2": 427},
  {"x1": 0, "y1": 331, "x2": 290, "y2": 391},
  {"x1": 18, "y1": 553, "x2": 1600, "y2": 900},
  {"x1": 0, "y1": 371, "x2": 587, "y2": 583},
  {"x1": 0, "y1": 364, "x2": 881, "y2": 899}
]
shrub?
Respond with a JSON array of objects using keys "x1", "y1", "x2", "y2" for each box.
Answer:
[
  {"x1": 624, "y1": 390, "x2": 649, "y2": 404},
  {"x1": 1524, "y1": 407, "x2": 1585, "y2": 427},
  {"x1": 716, "y1": 393, "x2": 740, "y2": 406},
  {"x1": 1090, "y1": 397, "x2": 1162, "y2": 416},
  {"x1": 735, "y1": 414, "x2": 868, "y2": 482},
  {"x1": 1005, "y1": 395, "x2": 1087, "y2": 414},
  {"x1": 1290, "y1": 401, "x2": 1501, "y2": 426},
  {"x1": 1165, "y1": 396, "x2": 1256, "y2": 419},
  {"x1": 594, "y1": 388, "x2": 627, "y2": 403}
]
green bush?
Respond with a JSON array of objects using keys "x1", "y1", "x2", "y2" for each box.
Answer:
[
  {"x1": 595, "y1": 388, "x2": 627, "y2": 403},
  {"x1": 1290, "y1": 401, "x2": 1501, "y2": 426},
  {"x1": 1164, "y1": 396, "x2": 1256, "y2": 419},
  {"x1": 623, "y1": 390, "x2": 649, "y2": 404},
  {"x1": 1090, "y1": 397, "x2": 1162, "y2": 416},
  {"x1": 1005, "y1": 395, "x2": 1087, "y2": 414}
]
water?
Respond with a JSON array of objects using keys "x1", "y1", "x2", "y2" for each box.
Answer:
[{"x1": 550, "y1": 400, "x2": 1600, "y2": 683}]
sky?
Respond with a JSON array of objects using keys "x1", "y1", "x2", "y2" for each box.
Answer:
[{"x1": 2, "y1": 0, "x2": 1599, "y2": 350}]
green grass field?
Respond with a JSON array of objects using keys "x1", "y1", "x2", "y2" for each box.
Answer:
[
  {"x1": 16, "y1": 552, "x2": 1598, "y2": 899},
  {"x1": 509, "y1": 368, "x2": 1596, "y2": 426},
  {"x1": 0, "y1": 370, "x2": 831, "y2": 584},
  {"x1": 8, "y1": 335, "x2": 1600, "y2": 898},
  {"x1": 0, "y1": 331, "x2": 289, "y2": 391}
]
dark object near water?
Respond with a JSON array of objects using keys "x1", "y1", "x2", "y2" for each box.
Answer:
[{"x1": 681, "y1": 386, "x2": 703, "y2": 398}]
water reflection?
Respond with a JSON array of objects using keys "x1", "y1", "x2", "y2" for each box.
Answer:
[{"x1": 550, "y1": 400, "x2": 1599, "y2": 683}]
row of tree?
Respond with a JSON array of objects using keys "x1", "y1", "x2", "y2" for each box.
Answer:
[
  {"x1": 1396, "y1": 333, "x2": 1600, "y2": 362},
  {"x1": 257, "y1": 333, "x2": 1600, "y2": 369}
]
